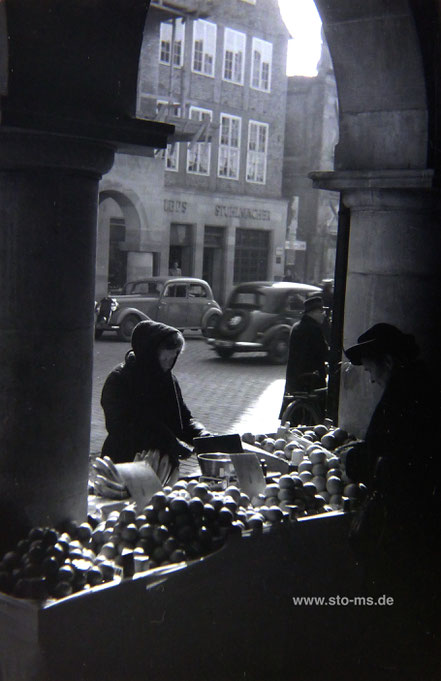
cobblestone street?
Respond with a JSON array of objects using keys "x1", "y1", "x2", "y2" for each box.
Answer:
[{"x1": 91, "y1": 334, "x2": 286, "y2": 454}]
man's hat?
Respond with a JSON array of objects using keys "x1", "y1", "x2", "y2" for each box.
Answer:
[
  {"x1": 304, "y1": 294, "x2": 324, "y2": 313},
  {"x1": 345, "y1": 323, "x2": 419, "y2": 365}
]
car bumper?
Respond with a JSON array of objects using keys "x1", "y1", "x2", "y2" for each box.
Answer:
[
  {"x1": 95, "y1": 320, "x2": 120, "y2": 331},
  {"x1": 208, "y1": 339, "x2": 265, "y2": 352}
]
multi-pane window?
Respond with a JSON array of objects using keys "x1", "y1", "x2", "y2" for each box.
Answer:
[
  {"x1": 156, "y1": 100, "x2": 181, "y2": 119},
  {"x1": 218, "y1": 114, "x2": 241, "y2": 180},
  {"x1": 223, "y1": 28, "x2": 246, "y2": 85},
  {"x1": 192, "y1": 19, "x2": 217, "y2": 77},
  {"x1": 155, "y1": 100, "x2": 180, "y2": 170},
  {"x1": 164, "y1": 143, "x2": 179, "y2": 171},
  {"x1": 251, "y1": 37, "x2": 272, "y2": 92},
  {"x1": 187, "y1": 107, "x2": 212, "y2": 175},
  {"x1": 246, "y1": 120, "x2": 268, "y2": 184},
  {"x1": 234, "y1": 229, "x2": 269, "y2": 283},
  {"x1": 159, "y1": 19, "x2": 185, "y2": 67}
]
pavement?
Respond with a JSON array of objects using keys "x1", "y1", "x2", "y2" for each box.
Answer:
[{"x1": 90, "y1": 334, "x2": 286, "y2": 455}]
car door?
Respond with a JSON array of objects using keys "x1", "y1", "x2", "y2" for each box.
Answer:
[
  {"x1": 157, "y1": 282, "x2": 189, "y2": 328},
  {"x1": 187, "y1": 282, "x2": 211, "y2": 328}
]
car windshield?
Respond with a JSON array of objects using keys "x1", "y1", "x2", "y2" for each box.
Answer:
[{"x1": 125, "y1": 281, "x2": 164, "y2": 296}]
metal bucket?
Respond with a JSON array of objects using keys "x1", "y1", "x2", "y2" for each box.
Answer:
[{"x1": 197, "y1": 453, "x2": 235, "y2": 478}]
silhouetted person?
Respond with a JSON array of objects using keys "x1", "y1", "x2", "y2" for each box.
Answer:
[
  {"x1": 279, "y1": 294, "x2": 328, "y2": 418},
  {"x1": 169, "y1": 261, "x2": 182, "y2": 276}
]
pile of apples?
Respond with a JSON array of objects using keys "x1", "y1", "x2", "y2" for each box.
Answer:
[
  {"x1": 0, "y1": 480, "x2": 291, "y2": 601},
  {"x1": 0, "y1": 522, "x2": 120, "y2": 601},
  {"x1": 243, "y1": 423, "x2": 366, "y2": 512}
]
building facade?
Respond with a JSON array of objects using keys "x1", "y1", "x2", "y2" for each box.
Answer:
[
  {"x1": 96, "y1": 0, "x2": 290, "y2": 304},
  {"x1": 283, "y1": 38, "x2": 339, "y2": 285}
]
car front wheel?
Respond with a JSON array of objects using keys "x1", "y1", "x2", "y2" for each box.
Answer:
[
  {"x1": 118, "y1": 314, "x2": 140, "y2": 342},
  {"x1": 201, "y1": 311, "x2": 221, "y2": 338},
  {"x1": 267, "y1": 333, "x2": 289, "y2": 364},
  {"x1": 94, "y1": 329, "x2": 103, "y2": 340}
]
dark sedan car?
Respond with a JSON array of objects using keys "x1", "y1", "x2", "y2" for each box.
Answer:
[{"x1": 206, "y1": 281, "x2": 322, "y2": 364}]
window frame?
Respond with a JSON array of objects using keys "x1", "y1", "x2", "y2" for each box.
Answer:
[
  {"x1": 222, "y1": 27, "x2": 246, "y2": 86},
  {"x1": 187, "y1": 106, "x2": 213, "y2": 176},
  {"x1": 250, "y1": 37, "x2": 272, "y2": 92},
  {"x1": 218, "y1": 113, "x2": 242, "y2": 181},
  {"x1": 192, "y1": 19, "x2": 217, "y2": 77},
  {"x1": 246, "y1": 119, "x2": 269, "y2": 184},
  {"x1": 159, "y1": 19, "x2": 185, "y2": 68}
]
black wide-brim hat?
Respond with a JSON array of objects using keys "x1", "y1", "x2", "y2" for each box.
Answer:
[{"x1": 345, "y1": 323, "x2": 419, "y2": 365}]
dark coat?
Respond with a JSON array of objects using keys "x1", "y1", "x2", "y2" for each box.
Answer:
[
  {"x1": 283, "y1": 314, "x2": 328, "y2": 394},
  {"x1": 101, "y1": 349, "x2": 209, "y2": 464},
  {"x1": 346, "y1": 361, "x2": 441, "y2": 539}
]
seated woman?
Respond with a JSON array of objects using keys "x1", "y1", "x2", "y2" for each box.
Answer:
[{"x1": 101, "y1": 320, "x2": 211, "y2": 468}]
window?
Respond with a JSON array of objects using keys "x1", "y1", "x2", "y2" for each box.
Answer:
[
  {"x1": 159, "y1": 19, "x2": 185, "y2": 67},
  {"x1": 156, "y1": 100, "x2": 181, "y2": 119},
  {"x1": 162, "y1": 144, "x2": 179, "y2": 171},
  {"x1": 192, "y1": 19, "x2": 216, "y2": 77},
  {"x1": 164, "y1": 284, "x2": 187, "y2": 298},
  {"x1": 223, "y1": 28, "x2": 246, "y2": 85},
  {"x1": 251, "y1": 37, "x2": 272, "y2": 92},
  {"x1": 218, "y1": 114, "x2": 241, "y2": 180},
  {"x1": 187, "y1": 107, "x2": 212, "y2": 175},
  {"x1": 234, "y1": 229, "x2": 269, "y2": 282},
  {"x1": 246, "y1": 120, "x2": 268, "y2": 184},
  {"x1": 188, "y1": 284, "x2": 207, "y2": 298}
]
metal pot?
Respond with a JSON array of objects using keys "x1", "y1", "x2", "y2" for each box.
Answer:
[{"x1": 197, "y1": 453, "x2": 235, "y2": 478}]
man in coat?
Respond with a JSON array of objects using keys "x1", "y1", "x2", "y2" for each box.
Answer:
[{"x1": 279, "y1": 294, "x2": 328, "y2": 419}]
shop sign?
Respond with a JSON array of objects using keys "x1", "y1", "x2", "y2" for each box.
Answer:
[
  {"x1": 163, "y1": 199, "x2": 187, "y2": 214},
  {"x1": 214, "y1": 204, "x2": 270, "y2": 221}
]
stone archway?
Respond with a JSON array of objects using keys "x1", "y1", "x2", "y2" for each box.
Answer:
[
  {"x1": 96, "y1": 188, "x2": 148, "y2": 298},
  {"x1": 311, "y1": 0, "x2": 441, "y2": 435}
]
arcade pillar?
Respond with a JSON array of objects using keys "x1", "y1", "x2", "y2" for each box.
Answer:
[
  {"x1": 312, "y1": 169, "x2": 441, "y2": 436},
  {"x1": 0, "y1": 131, "x2": 114, "y2": 548}
]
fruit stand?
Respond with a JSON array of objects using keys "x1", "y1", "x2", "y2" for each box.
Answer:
[
  {"x1": 0, "y1": 510, "x2": 367, "y2": 681},
  {"x1": 0, "y1": 424, "x2": 423, "y2": 681}
]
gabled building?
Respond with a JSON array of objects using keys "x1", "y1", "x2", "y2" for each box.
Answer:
[{"x1": 96, "y1": 0, "x2": 290, "y2": 303}]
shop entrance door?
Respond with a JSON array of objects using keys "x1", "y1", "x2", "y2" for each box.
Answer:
[
  {"x1": 169, "y1": 223, "x2": 193, "y2": 276},
  {"x1": 203, "y1": 226, "x2": 225, "y2": 303}
]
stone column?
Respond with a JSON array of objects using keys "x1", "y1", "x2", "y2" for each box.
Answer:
[
  {"x1": 311, "y1": 169, "x2": 441, "y2": 437},
  {"x1": 0, "y1": 131, "x2": 114, "y2": 548}
]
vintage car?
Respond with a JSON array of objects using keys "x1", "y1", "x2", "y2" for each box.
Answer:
[
  {"x1": 205, "y1": 281, "x2": 322, "y2": 364},
  {"x1": 95, "y1": 277, "x2": 222, "y2": 341}
]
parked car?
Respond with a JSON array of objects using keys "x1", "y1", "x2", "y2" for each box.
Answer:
[
  {"x1": 95, "y1": 277, "x2": 222, "y2": 341},
  {"x1": 206, "y1": 281, "x2": 322, "y2": 364}
]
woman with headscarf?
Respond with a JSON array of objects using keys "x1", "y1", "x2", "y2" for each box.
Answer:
[{"x1": 100, "y1": 320, "x2": 211, "y2": 467}]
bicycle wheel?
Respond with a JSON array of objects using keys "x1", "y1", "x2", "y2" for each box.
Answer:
[{"x1": 281, "y1": 398, "x2": 322, "y2": 427}]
